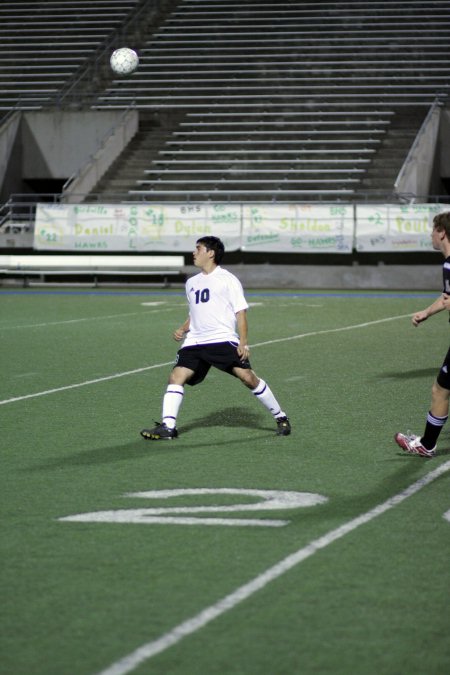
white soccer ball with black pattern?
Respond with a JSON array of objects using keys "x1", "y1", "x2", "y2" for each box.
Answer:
[{"x1": 110, "y1": 47, "x2": 139, "y2": 75}]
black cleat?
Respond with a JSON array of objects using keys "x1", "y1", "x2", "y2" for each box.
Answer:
[
  {"x1": 275, "y1": 416, "x2": 291, "y2": 436},
  {"x1": 140, "y1": 422, "x2": 178, "y2": 440}
]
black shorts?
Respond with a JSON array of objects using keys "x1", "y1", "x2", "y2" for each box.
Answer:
[
  {"x1": 436, "y1": 346, "x2": 450, "y2": 390},
  {"x1": 175, "y1": 342, "x2": 252, "y2": 386}
]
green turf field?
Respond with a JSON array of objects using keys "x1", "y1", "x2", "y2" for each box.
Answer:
[{"x1": 1, "y1": 288, "x2": 449, "y2": 675}]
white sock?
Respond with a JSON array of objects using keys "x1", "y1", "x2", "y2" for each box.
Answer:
[
  {"x1": 251, "y1": 379, "x2": 286, "y2": 418},
  {"x1": 162, "y1": 384, "x2": 184, "y2": 429}
]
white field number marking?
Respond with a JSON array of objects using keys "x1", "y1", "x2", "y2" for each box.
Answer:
[
  {"x1": 59, "y1": 488, "x2": 328, "y2": 527},
  {"x1": 444, "y1": 509, "x2": 450, "y2": 523},
  {"x1": 94, "y1": 461, "x2": 450, "y2": 675}
]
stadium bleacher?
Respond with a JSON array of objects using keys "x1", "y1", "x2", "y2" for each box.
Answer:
[
  {"x1": 0, "y1": 0, "x2": 449, "y2": 205},
  {"x1": 0, "y1": 0, "x2": 147, "y2": 111},
  {"x1": 90, "y1": 0, "x2": 450, "y2": 201}
]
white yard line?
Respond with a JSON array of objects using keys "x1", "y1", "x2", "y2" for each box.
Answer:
[
  {"x1": 252, "y1": 313, "x2": 412, "y2": 347},
  {"x1": 95, "y1": 460, "x2": 450, "y2": 675},
  {"x1": 0, "y1": 363, "x2": 174, "y2": 405},
  {"x1": 0, "y1": 313, "x2": 411, "y2": 406},
  {"x1": 0, "y1": 307, "x2": 180, "y2": 331}
]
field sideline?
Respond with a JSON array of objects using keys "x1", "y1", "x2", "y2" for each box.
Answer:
[{"x1": 1, "y1": 288, "x2": 449, "y2": 675}]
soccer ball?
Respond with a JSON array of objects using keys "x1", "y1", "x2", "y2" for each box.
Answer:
[{"x1": 110, "y1": 47, "x2": 139, "y2": 75}]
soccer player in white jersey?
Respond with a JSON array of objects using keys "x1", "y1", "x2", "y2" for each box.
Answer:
[{"x1": 141, "y1": 235, "x2": 291, "y2": 440}]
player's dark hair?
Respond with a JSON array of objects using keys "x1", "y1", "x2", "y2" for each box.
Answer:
[
  {"x1": 196, "y1": 236, "x2": 225, "y2": 263},
  {"x1": 433, "y1": 212, "x2": 450, "y2": 240}
]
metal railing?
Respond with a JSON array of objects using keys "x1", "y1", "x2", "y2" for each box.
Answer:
[
  {"x1": 1, "y1": 191, "x2": 449, "y2": 234},
  {"x1": 0, "y1": 194, "x2": 61, "y2": 231}
]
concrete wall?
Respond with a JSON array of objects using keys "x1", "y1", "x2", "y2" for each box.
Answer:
[
  {"x1": 0, "y1": 112, "x2": 23, "y2": 202},
  {"x1": 21, "y1": 110, "x2": 132, "y2": 179},
  {"x1": 0, "y1": 112, "x2": 21, "y2": 189},
  {"x1": 62, "y1": 109, "x2": 139, "y2": 202},
  {"x1": 184, "y1": 263, "x2": 442, "y2": 290},
  {"x1": 394, "y1": 103, "x2": 441, "y2": 198},
  {"x1": 440, "y1": 107, "x2": 450, "y2": 177}
]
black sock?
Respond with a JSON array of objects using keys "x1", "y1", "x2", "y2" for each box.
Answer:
[{"x1": 421, "y1": 411, "x2": 448, "y2": 449}]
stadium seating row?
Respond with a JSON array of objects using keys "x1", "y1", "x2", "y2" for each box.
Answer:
[
  {"x1": 0, "y1": 0, "x2": 144, "y2": 110},
  {"x1": 89, "y1": 0, "x2": 449, "y2": 201},
  {"x1": 0, "y1": 0, "x2": 449, "y2": 204}
]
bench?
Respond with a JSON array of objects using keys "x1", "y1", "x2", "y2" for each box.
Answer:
[{"x1": 0, "y1": 254, "x2": 186, "y2": 287}]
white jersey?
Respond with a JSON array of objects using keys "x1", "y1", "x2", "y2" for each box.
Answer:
[{"x1": 183, "y1": 266, "x2": 249, "y2": 346}]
